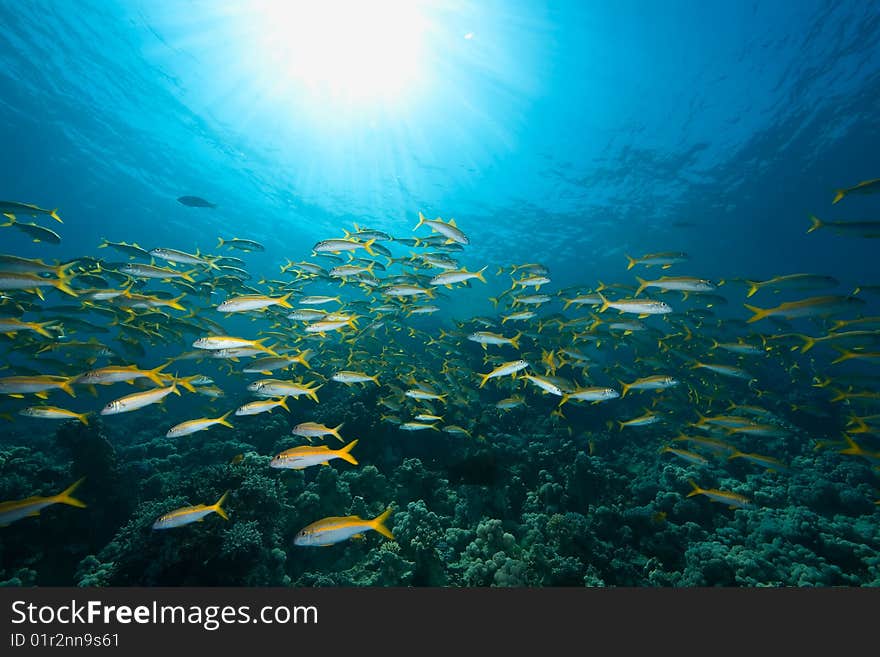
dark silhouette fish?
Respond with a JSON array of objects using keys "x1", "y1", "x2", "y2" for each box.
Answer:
[{"x1": 177, "y1": 196, "x2": 216, "y2": 208}]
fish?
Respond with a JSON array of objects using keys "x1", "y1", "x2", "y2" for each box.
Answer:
[
  {"x1": 558, "y1": 387, "x2": 619, "y2": 407},
  {"x1": 97, "y1": 240, "x2": 150, "y2": 261},
  {"x1": 399, "y1": 422, "x2": 440, "y2": 431},
  {"x1": 294, "y1": 507, "x2": 394, "y2": 546},
  {"x1": 520, "y1": 373, "x2": 564, "y2": 396},
  {"x1": 74, "y1": 362, "x2": 169, "y2": 386},
  {"x1": 0, "y1": 200, "x2": 62, "y2": 223},
  {"x1": 727, "y1": 451, "x2": 788, "y2": 471},
  {"x1": 598, "y1": 293, "x2": 672, "y2": 315},
  {"x1": 0, "y1": 268, "x2": 78, "y2": 297},
  {"x1": 331, "y1": 371, "x2": 380, "y2": 385},
  {"x1": 429, "y1": 267, "x2": 487, "y2": 286},
  {"x1": 625, "y1": 252, "x2": 688, "y2": 270},
  {"x1": 248, "y1": 379, "x2": 322, "y2": 401},
  {"x1": 634, "y1": 276, "x2": 715, "y2": 297},
  {"x1": 831, "y1": 178, "x2": 880, "y2": 204},
  {"x1": 467, "y1": 331, "x2": 521, "y2": 349},
  {"x1": 235, "y1": 397, "x2": 290, "y2": 416},
  {"x1": 19, "y1": 406, "x2": 90, "y2": 425},
  {"x1": 217, "y1": 237, "x2": 264, "y2": 251},
  {"x1": 242, "y1": 352, "x2": 313, "y2": 373},
  {"x1": 292, "y1": 421, "x2": 345, "y2": 442},
  {"x1": 744, "y1": 296, "x2": 864, "y2": 323},
  {"x1": 270, "y1": 440, "x2": 359, "y2": 470},
  {"x1": 217, "y1": 293, "x2": 293, "y2": 312},
  {"x1": 414, "y1": 212, "x2": 469, "y2": 245},
  {"x1": 2, "y1": 217, "x2": 62, "y2": 244},
  {"x1": 0, "y1": 375, "x2": 76, "y2": 397},
  {"x1": 0, "y1": 317, "x2": 58, "y2": 338},
  {"x1": 660, "y1": 447, "x2": 709, "y2": 467},
  {"x1": 152, "y1": 491, "x2": 230, "y2": 529},
  {"x1": 618, "y1": 375, "x2": 678, "y2": 397},
  {"x1": 741, "y1": 273, "x2": 839, "y2": 298},
  {"x1": 120, "y1": 263, "x2": 196, "y2": 282},
  {"x1": 313, "y1": 238, "x2": 376, "y2": 256},
  {"x1": 177, "y1": 196, "x2": 216, "y2": 208},
  {"x1": 479, "y1": 360, "x2": 529, "y2": 387},
  {"x1": 686, "y1": 480, "x2": 754, "y2": 510},
  {"x1": 166, "y1": 411, "x2": 234, "y2": 437},
  {"x1": 298, "y1": 296, "x2": 342, "y2": 306},
  {"x1": 617, "y1": 411, "x2": 660, "y2": 429},
  {"x1": 192, "y1": 336, "x2": 278, "y2": 356},
  {"x1": 691, "y1": 362, "x2": 754, "y2": 380},
  {"x1": 0, "y1": 478, "x2": 86, "y2": 526},
  {"x1": 100, "y1": 383, "x2": 180, "y2": 415},
  {"x1": 807, "y1": 215, "x2": 880, "y2": 238}
]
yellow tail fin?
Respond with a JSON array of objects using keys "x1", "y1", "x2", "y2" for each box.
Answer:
[
  {"x1": 331, "y1": 422, "x2": 345, "y2": 442},
  {"x1": 807, "y1": 215, "x2": 823, "y2": 233},
  {"x1": 278, "y1": 396, "x2": 290, "y2": 412},
  {"x1": 832, "y1": 190, "x2": 846, "y2": 205},
  {"x1": 414, "y1": 211, "x2": 427, "y2": 231},
  {"x1": 625, "y1": 255, "x2": 637, "y2": 270},
  {"x1": 634, "y1": 277, "x2": 648, "y2": 297},
  {"x1": 212, "y1": 490, "x2": 230, "y2": 520},
  {"x1": 59, "y1": 379, "x2": 77, "y2": 398},
  {"x1": 744, "y1": 280, "x2": 760, "y2": 298},
  {"x1": 53, "y1": 477, "x2": 87, "y2": 508},
  {"x1": 686, "y1": 479, "x2": 702, "y2": 497},
  {"x1": 146, "y1": 360, "x2": 172, "y2": 386},
  {"x1": 743, "y1": 303, "x2": 769, "y2": 324},
  {"x1": 50, "y1": 208, "x2": 62, "y2": 224},
  {"x1": 216, "y1": 411, "x2": 234, "y2": 428},
  {"x1": 371, "y1": 507, "x2": 394, "y2": 539},
  {"x1": 338, "y1": 439, "x2": 359, "y2": 465},
  {"x1": 76, "y1": 412, "x2": 90, "y2": 426}
]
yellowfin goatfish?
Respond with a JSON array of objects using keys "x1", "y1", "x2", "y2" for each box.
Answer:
[
  {"x1": 313, "y1": 238, "x2": 376, "y2": 256},
  {"x1": 429, "y1": 267, "x2": 487, "y2": 286},
  {"x1": 192, "y1": 336, "x2": 279, "y2": 356},
  {"x1": 414, "y1": 212, "x2": 469, "y2": 245},
  {"x1": 294, "y1": 508, "x2": 394, "y2": 546},
  {"x1": 686, "y1": 480, "x2": 754, "y2": 510},
  {"x1": 166, "y1": 411, "x2": 234, "y2": 437},
  {"x1": 744, "y1": 296, "x2": 863, "y2": 323},
  {"x1": 331, "y1": 371, "x2": 380, "y2": 385},
  {"x1": 478, "y1": 360, "x2": 529, "y2": 387},
  {"x1": 634, "y1": 276, "x2": 715, "y2": 297},
  {"x1": 0, "y1": 317, "x2": 58, "y2": 338},
  {"x1": 0, "y1": 200, "x2": 62, "y2": 223},
  {"x1": 831, "y1": 177, "x2": 880, "y2": 204},
  {"x1": 235, "y1": 397, "x2": 289, "y2": 416},
  {"x1": 292, "y1": 421, "x2": 345, "y2": 442},
  {"x1": 467, "y1": 331, "x2": 521, "y2": 349},
  {"x1": 0, "y1": 375, "x2": 76, "y2": 397},
  {"x1": 807, "y1": 215, "x2": 880, "y2": 238},
  {"x1": 217, "y1": 293, "x2": 293, "y2": 312},
  {"x1": 217, "y1": 237, "x2": 264, "y2": 251},
  {"x1": 625, "y1": 252, "x2": 688, "y2": 270},
  {"x1": 2, "y1": 217, "x2": 62, "y2": 244},
  {"x1": 75, "y1": 362, "x2": 169, "y2": 386},
  {"x1": 597, "y1": 293, "x2": 672, "y2": 315},
  {"x1": 0, "y1": 478, "x2": 85, "y2": 526},
  {"x1": 100, "y1": 383, "x2": 180, "y2": 415},
  {"x1": 618, "y1": 375, "x2": 679, "y2": 397},
  {"x1": 248, "y1": 379, "x2": 322, "y2": 401},
  {"x1": 558, "y1": 387, "x2": 619, "y2": 407},
  {"x1": 152, "y1": 491, "x2": 230, "y2": 529},
  {"x1": 0, "y1": 269, "x2": 78, "y2": 297},
  {"x1": 19, "y1": 406, "x2": 90, "y2": 425},
  {"x1": 270, "y1": 440, "x2": 359, "y2": 470}
]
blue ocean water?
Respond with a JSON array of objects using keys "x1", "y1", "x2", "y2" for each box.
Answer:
[{"x1": 1, "y1": 1, "x2": 879, "y2": 586}]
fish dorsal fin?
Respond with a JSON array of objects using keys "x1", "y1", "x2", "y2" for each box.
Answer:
[{"x1": 448, "y1": 218, "x2": 457, "y2": 227}]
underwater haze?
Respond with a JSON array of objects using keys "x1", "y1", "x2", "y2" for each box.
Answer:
[{"x1": 1, "y1": 0, "x2": 880, "y2": 586}]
